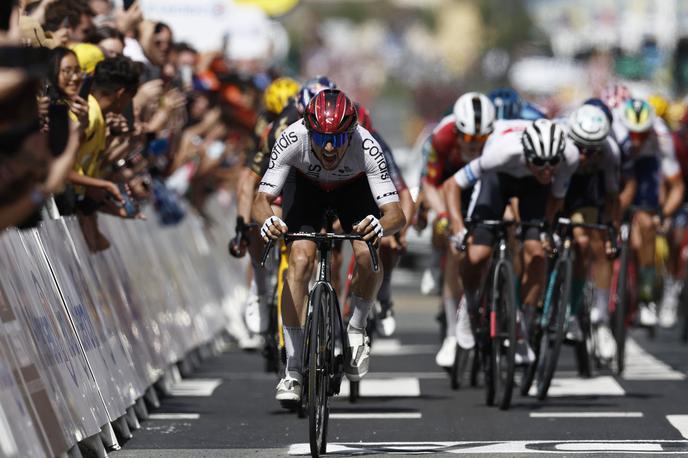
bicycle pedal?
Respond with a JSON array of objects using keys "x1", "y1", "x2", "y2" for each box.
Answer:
[{"x1": 330, "y1": 373, "x2": 343, "y2": 396}]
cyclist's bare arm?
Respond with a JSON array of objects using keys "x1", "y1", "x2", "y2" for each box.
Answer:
[
  {"x1": 421, "y1": 181, "x2": 447, "y2": 215},
  {"x1": 238, "y1": 169, "x2": 261, "y2": 222},
  {"x1": 442, "y1": 177, "x2": 464, "y2": 235},
  {"x1": 252, "y1": 191, "x2": 284, "y2": 238},
  {"x1": 619, "y1": 177, "x2": 637, "y2": 212},
  {"x1": 663, "y1": 173, "x2": 685, "y2": 218},
  {"x1": 399, "y1": 187, "x2": 415, "y2": 233}
]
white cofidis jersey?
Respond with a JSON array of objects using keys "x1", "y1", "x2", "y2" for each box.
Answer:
[
  {"x1": 258, "y1": 121, "x2": 400, "y2": 206},
  {"x1": 453, "y1": 120, "x2": 580, "y2": 199}
]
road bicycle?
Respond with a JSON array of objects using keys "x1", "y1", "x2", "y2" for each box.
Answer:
[
  {"x1": 261, "y1": 226, "x2": 378, "y2": 457},
  {"x1": 521, "y1": 218, "x2": 614, "y2": 400},
  {"x1": 459, "y1": 219, "x2": 537, "y2": 410}
]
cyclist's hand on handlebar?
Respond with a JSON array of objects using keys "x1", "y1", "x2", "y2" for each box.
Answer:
[
  {"x1": 260, "y1": 216, "x2": 287, "y2": 242},
  {"x1": 449, "y1": 227, "x2": 467, "y2": 252},
  {"x1": 354, "y1": 214, "x2": 384, "y2": 244}
]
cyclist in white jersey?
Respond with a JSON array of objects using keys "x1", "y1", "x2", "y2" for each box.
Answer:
[
  {"x1": 447, "y1": 119, "x2": 580, "y2": 363},
  {"x1": 253, "y1": 89, "x2": 405, "y2": 403}
]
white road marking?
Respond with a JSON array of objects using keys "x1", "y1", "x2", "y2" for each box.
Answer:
[
  {"x1": 168, "y1": 379, "x2": 222, "y2": 397},
  {"x1": 530, "y1": 412, "x2": 643, "y2": 418},
  {"x1": 337, "y1": 377, "x2": 420, "y2": 398},
  {"x1": 148, "y1": 413, "x2": 200, "y2": 420},
  {"x1": 555, "y1": 442, "x2": 661, "y2": 452},
  {"x1": 365, "y1": 372, "x2": 447, "y2": 379},
  {"x1": 529, "y1": 376, "x2": 625, "y2": 397},
  {"x1": 371, "y1": 339, "x2": 436, "y2": 356},
  {"x1": 288, "y1": 440, "x2": 688, "y2": 455},
  {"x1": 622, "y1": 339, "x2": 686, "y2": 381},
  {"x1": 667, "y1": 415, "x2": 688, "y2": 439},
  {"x1": 330, "y1": 412, "x2": 422, "y2": 420}
]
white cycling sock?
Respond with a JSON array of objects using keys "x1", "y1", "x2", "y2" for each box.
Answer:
[
  {"x1": 443, "y1": 295, "x2": 458, "y2": 338},
  {"x1": 349, "y1": 294, "x2": 372, "y2": 330},
  {"x1": 284, "y1": 326, "x2": 304, "y2": 379},
  {"x1": 377, "y1": 268, "x2": 392, "y2": 305},
  {"x1": 594, "y1": 287, "x2": 610, "y2": 324}
]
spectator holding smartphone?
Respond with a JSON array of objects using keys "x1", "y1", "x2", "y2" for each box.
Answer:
[{"x1": 66, "y1": 54, "x2": 141, "y2": 251}]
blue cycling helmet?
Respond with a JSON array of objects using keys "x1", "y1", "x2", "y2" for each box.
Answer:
[
  {"x1": 583, "y1": 97, "x2": 614, "y2": 125},
  {"x1": 488, "y1": 88, "x2": 522, "y2": 120},
  {"x1": 297, "y1": 75, "x2": 337, "y2": 113}
]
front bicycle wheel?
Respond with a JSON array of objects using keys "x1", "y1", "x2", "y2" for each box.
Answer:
[
  {"x1": 491, "y1": 261, "x2": 517, "y2": 410},
  {"x1": 536, "y1": 258, "x2": 571, "y2": 400},
  {"x1": 307, "y1": 286, "x2": 329, "y2": 457}
]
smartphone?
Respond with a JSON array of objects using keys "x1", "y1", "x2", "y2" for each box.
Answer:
[
  {"x1": 122, "y1": 102, "x2": 135, "y2": 131},
  {"x1": 123, "y1": 0, "x2": 136, "y2": 11},
  {"x1": 79, "y1": 75, "x2": 94, "y2": 100},
  {"x1": 48, "y1": 103, "x2": 70, "y2": 157}
]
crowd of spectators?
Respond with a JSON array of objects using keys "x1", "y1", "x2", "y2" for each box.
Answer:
[{"x1": 0, "y1": 0, "x2": 268, "y2": 251}]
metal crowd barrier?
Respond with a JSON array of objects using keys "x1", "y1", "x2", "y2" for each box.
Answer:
[{"x1": 0, "y1": 200, "x2": 246, "y2": 458}]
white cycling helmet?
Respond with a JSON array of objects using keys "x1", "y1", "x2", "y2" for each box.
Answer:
[
  {"x1": 568, "y1": 104, "x2": 610, "y2": 146},
  {"x1": 453, "y1": 92, "x2": 496, "y2": 136},
  {"x1": 522, "y1": 119, "x2": 567, "y2": 166}
]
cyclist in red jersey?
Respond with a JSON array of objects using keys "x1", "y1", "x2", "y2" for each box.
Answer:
[{"x1": 418, "y1": 92, "x2": 497, "y2": 368}]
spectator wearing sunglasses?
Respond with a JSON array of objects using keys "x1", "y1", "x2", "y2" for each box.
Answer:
[{"x1": 446, "y1": 118, "x2": 580, "y2": 365}]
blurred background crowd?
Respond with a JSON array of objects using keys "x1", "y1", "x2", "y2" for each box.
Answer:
[{"x1": 3, "y1": 0, "x2": 688, "y2": 250}]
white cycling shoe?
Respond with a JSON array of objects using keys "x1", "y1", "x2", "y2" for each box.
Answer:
[
  {"x1": 455, "y1": 304, "x2": 475, "y2": 350},
  {"x1": 659, "y1": 283, "x2": 680, "y2": 328},
  {"x1": 639, "y1": 302, "x2": 658, "y2": 327},
  {"x1": 565, "y1": 316, "x2": 584, "y2": 342},
  {"x1": 595, "y1": 324, "x2": 616, "y2": 361},
  {"x1": 375, "y1": 302, "x2": 396, "y2": 337},
  {"x1": 276, "y1": 375, "x2": 302, "y2": 402},
  {"x1": 345, "y1": 326, "x2": 370, "y2": 381},
  {"x1": 435, "y1": 336, "x2": 457, "y2": 368},
  {"x1": 244, "y1": 292, "x2": 269, "y2": 334}
]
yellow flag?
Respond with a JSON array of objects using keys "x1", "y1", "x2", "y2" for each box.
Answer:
[{"x1": 234, "y1": 0, "x2": 300, "y2": 17}]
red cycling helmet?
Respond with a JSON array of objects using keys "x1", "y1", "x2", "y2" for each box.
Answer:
[
  {"x1": 355, "y1": 102, "x2": 374, "y2": 132},
  {"x1": 304, "y1": 89, "x2": 358, "y2": 134}
]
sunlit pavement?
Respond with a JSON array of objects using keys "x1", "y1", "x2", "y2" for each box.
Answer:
[{"x1": 112, "y1": 279, "x2": 688, "y2": 457}]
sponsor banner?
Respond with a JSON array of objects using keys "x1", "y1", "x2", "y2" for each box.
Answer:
[
  {"x1": 0, "y1": 231, "x2": 100, "y2": 444},
  {"x1": 18, "y1": 230, "x2": 108, "y2": 436},
  {"x1": 0, "y1": 286, "x2": 49, "y2": 458},
  {"x1": 39, "y1": 219, "x2": 133, "y2": 417}
]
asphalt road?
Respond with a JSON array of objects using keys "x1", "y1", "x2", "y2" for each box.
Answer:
[{"x1": 112, "y1": 279, "x2": 688, "y2": 457}]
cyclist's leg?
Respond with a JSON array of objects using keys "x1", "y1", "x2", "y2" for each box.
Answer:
[
  {"x1": 460, "y1": 174, "x2": 505, "y2": 312},
  {"x1": 275, "y1": 173, "x2": 326, "y2": 400},
  {"x1": 632, "y1": 157, "x2": 661, "y2": 325}
]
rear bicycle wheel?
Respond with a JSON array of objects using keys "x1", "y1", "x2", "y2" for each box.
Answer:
[
  {"x1": 492, "y1": 261, "x2": 517, "y2": 410},
  {"x1": 536, "y1": 258, "x2": 571, "y2": 401},
  {"x1": 307, "y1": 287, "x2": 329, "y2": 457}
]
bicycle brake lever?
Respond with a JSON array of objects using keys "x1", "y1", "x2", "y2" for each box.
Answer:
[{"x1": 260, "y1": 239, "x2": 274, "y2": 267}]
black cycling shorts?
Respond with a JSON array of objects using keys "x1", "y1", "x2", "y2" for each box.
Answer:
[
  {"x1": 281, "y1": 170, "x2": 380, "y2": 234},
  {"x1": 564, "y1": 171, "x2": 605, "y2": 216},
  {"x1": 468, "y1": 172, "x2": 549, "y2": 246}
]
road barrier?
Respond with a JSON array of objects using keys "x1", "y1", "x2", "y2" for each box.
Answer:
[{"x1": 0, "y1": 201, "x2": 244, "y2": 457}]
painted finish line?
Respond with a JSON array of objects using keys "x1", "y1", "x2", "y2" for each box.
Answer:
[{"x1": 288, "y1": 440, "x2": 688, "y2": 455}]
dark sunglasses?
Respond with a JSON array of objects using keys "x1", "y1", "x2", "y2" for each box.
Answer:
[
  {"x1": 460, "y1": 132, "x2": 489, "y2": 143},
  {"x1": 530, "y1": 155, "x2": 561, "y2": 168},
  {"x1": 575, "y1": 143, "x2": 603, "y2": 156},
  {"x1": 311, "y1": 131, "x2": 349, "y2": 148}
]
